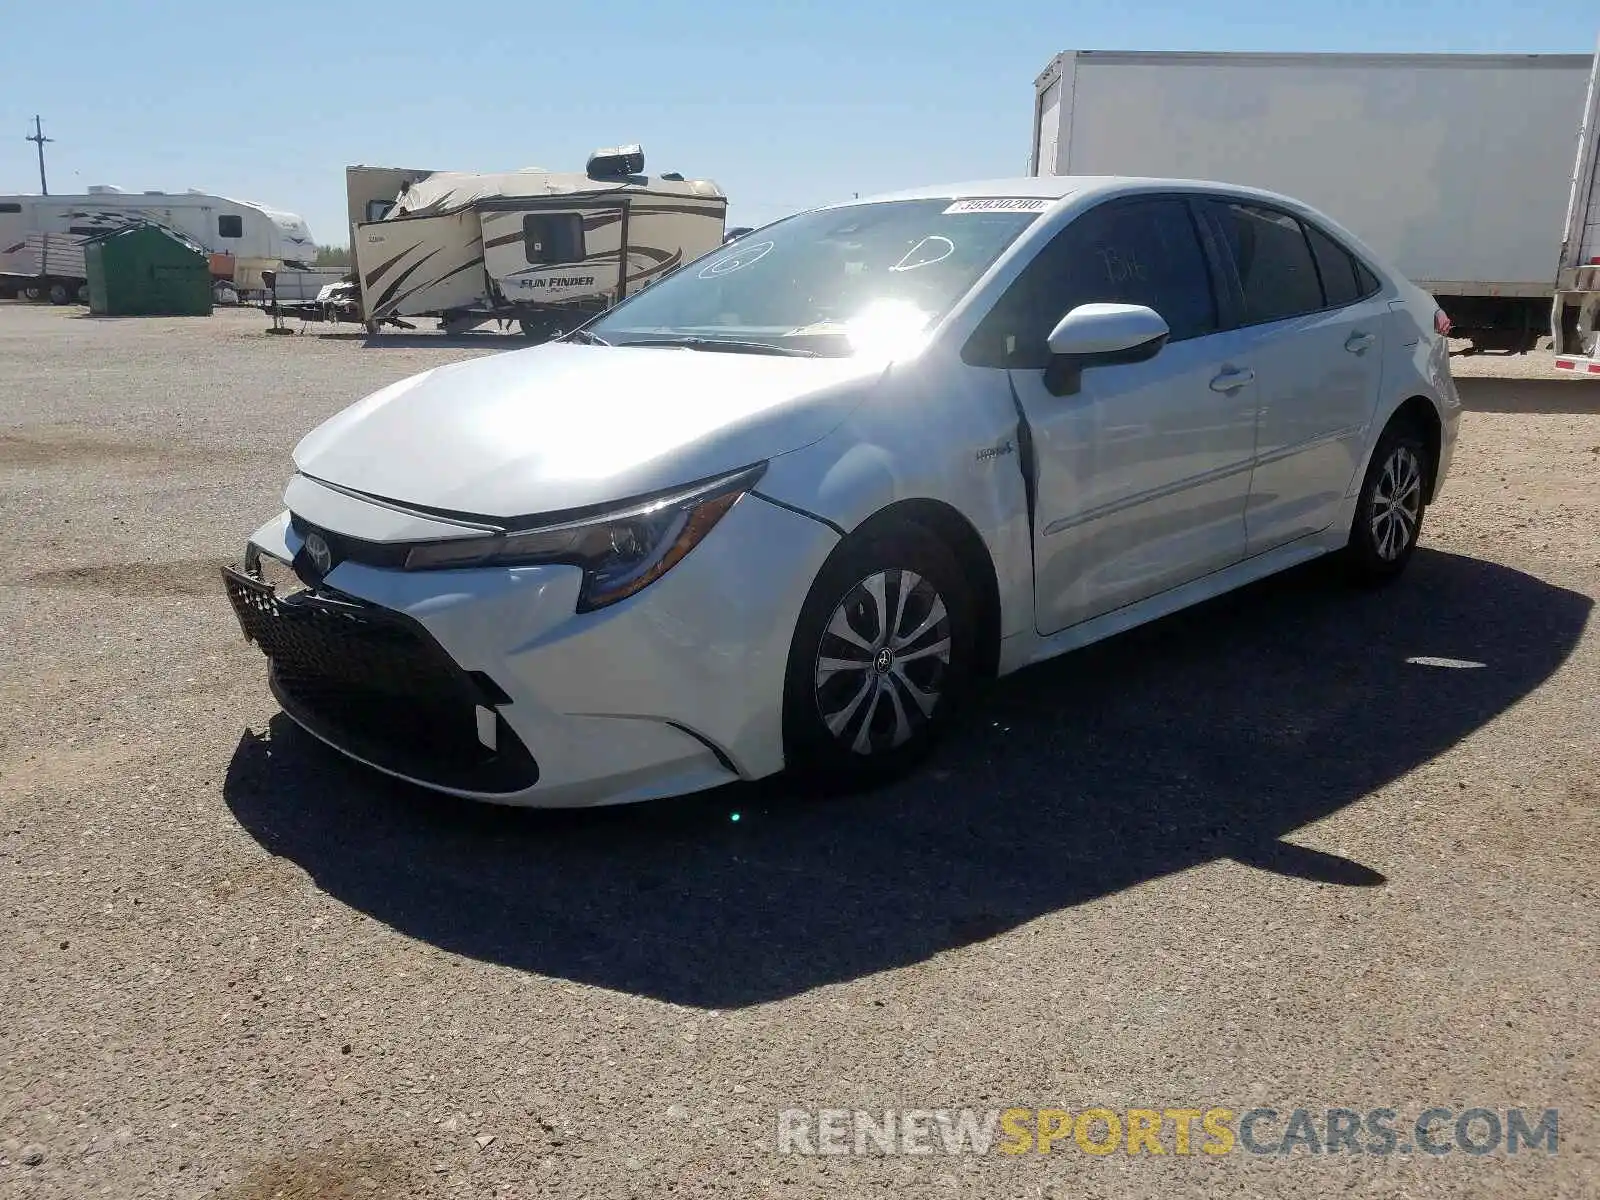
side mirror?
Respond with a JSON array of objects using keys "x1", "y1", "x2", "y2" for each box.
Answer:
[{"x1": 1043, "y1": 303, "x2": 1169, "y2": 396}]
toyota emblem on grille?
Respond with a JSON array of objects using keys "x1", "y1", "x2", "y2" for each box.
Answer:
[{"x1": 304, "y1": 532, "x2": 334, "y2": 576}]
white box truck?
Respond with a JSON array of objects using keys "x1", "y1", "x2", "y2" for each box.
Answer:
[{"x1": 1029, "y1": 48, "x2": 1598, "y2": 358}]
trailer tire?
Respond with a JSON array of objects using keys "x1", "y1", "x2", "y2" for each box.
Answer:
[
  {"x1": 22, "y1": 286, "x2": 42, "y2": 302},
  {"x1": 48, "y1": 281, "x2": 72, "y2": 305},
  {"x1": 76, "y1": 283, "x2": 91, "y2": 305}
]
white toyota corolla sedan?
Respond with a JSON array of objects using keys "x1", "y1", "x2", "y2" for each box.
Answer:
[{"x1": 224, "y1": 176, "x2": 1460, "y2": 806}]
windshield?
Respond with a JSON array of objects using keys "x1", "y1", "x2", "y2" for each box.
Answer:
[{"x1": 585, "y1": 198, "x2": 1046, "y2": 357}]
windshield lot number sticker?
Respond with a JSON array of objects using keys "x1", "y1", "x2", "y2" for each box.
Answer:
[{"x1": 943, "y1": 198, "x2": 1051, "y2": 214}]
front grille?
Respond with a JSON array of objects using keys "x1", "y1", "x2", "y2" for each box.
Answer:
[
  {"x1": 223, "y1": 565, "x2": 538, "y2": 794},
  {"x1": 288, "y1": 512, "x2": 410, "y2": 570}
]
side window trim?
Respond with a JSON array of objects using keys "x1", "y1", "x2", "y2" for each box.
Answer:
[
  {"x1": 1187, "y1": 197, "x2": 1244, "y2": 332},
  {"x1": 1300, "y1": 220, "x2": 1334, "y2": 310}
]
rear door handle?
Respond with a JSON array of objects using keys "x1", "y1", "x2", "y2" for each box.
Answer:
[
  {"x1": 1209, "y1": 367, "x2": 1255, "y2": 393},
  {"x1": 1345, "y1": 331, "x2": 1376, "y2": 353}
]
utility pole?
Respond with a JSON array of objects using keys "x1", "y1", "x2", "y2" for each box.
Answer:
[{"x1": 26, "y1": 115, "x2": 53, "y2": 195}]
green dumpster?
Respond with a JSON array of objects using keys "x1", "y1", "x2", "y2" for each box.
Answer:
[{"x1": 86, "y1": 224, "x2": 213, "y2": 316}]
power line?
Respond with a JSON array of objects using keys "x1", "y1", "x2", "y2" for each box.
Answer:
[{"x1": 26, "y1": 115, "x2": 53, "y2": 195}]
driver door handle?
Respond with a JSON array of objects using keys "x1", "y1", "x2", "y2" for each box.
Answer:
[
  {"x1": 1345, "y1": 331, "x2": 1376, "y2": 353},
  {"x1": 1209, "y1": 367, "x2": 1255, "y2": 394}
]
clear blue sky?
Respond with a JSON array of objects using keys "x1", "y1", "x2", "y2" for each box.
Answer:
[{"x1": 2, "y1": 2, "x2": 1593, "y2": 245}]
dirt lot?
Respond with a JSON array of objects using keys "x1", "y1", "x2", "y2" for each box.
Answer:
[{"x1": 1, "y1": 303, "x2": 1596, "y2": 1199}]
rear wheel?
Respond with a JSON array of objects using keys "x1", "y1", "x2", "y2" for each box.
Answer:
[
  {"x1": 47, "y1": 281, "x2": 71, "y2": 305},
  {"x1": 1346, "y1": 420, "x2": 1430, "y2": 583},
  {"x1": 783, "y1": 522, "x2": 976, "y2": 788}
]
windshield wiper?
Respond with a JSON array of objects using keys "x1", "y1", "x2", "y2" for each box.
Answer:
[
  {"x1": 558, "y1": 328, "x2": 611, "y2": 346},
  {"x1": 615, "y1": 335, "x2": 820, "y2": 358}
]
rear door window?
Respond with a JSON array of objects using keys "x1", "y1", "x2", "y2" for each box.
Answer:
[{"x1": 1213, "y1": 202, "x2": 1324, "y2": 324}]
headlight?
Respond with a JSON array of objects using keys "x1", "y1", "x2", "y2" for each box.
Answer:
[{"x1": 402, "y1": 463, "x2": 766, "y2": 612}]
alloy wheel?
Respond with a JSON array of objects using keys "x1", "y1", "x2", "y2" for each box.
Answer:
[
  {"x1": 1370, "y1": 444, "x2": 1423, "y2": 561},
  {"x1": 814, "y1": 569, "x2": 952, "y2": 755}
]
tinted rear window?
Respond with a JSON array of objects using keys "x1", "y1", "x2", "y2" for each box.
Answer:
[{"x1": 1216, "y1": 203, "x2": 1323, "y2": 325}]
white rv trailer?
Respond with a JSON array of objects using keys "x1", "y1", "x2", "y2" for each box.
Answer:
[
  {"x1": 349, "y1": 146, "x2": 727, "y2": 336},
  {"x1": 0, "y1": 186, "x2": 317, "y2": 300},
  {"x1": 1028, "y1": 48, "x2": 1596, "y2": 355}
]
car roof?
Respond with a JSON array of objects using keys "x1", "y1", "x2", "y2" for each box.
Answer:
[{"x1": 836, "y1": 175, "x2": 1308, "y2": 212}]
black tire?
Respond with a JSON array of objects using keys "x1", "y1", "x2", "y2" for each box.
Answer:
[
  {"x1": 47, "y1": 281, "x2": 71, "y2": 305},
  {"x1": 782, "y1": 521, "x2": 977, "y2": 789},
  {"x1": 1346, "y1": 418, "x2": 1431, "y2": 584}
]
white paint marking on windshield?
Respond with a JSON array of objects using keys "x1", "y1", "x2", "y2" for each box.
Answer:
[
  {"x1": 697, "y1": 240, "x2": 774, "y2": 279},
  {"x1": 891, "y1": 236, "x2": 955, "y2": 272}
]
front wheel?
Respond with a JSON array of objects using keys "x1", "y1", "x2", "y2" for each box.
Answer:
[
  {"x1": 782, "y1": 522, "x2": 977, "y2": 789},
  {"x1": 1346, "y1": 422, "x2": 1430, "y2": 583}
]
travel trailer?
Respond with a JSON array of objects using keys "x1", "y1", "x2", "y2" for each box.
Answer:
[
  {"x1": 0, "y1": 186, "x2": 317, "y2": 300},
  {"x1": 348, "y1": 145, "x2": 727, "y2": 336}
]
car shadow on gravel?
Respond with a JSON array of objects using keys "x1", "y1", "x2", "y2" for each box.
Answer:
[{"x1": 223, "y1": 548, "x2": 1591, "y2": 1008}]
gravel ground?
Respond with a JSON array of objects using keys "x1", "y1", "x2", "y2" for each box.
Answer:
[{"x1": 1, "y1": 303, "x2": 1596, "y2": 1199}]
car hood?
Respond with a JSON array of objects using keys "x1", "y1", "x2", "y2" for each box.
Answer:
[{"x1": 291, "y1": 342, "x2": 884, "y2": 519}]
